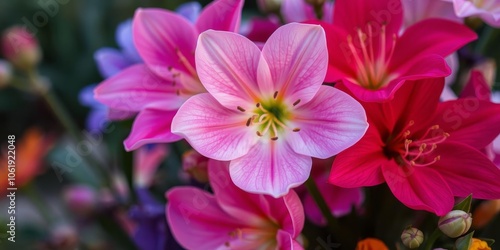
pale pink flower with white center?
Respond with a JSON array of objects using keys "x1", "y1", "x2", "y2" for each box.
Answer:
[
  {"x1": 172, "y1": 23, "x2": 368, "y2": 197},
  {"x1": 167, "y1": 160, "x2": 305, "y2": 249},
  {"x1": 444, "y1": 0, "x2": 500, "y2": 27}
]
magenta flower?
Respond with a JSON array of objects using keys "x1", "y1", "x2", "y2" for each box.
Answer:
[
  {"x1": 94, "y1": 0, "x2": 244, "y2": 151},
  {"x1": 167, "y1": 160, "x2": 305, "y2": 249},
  {"x1": 330, "y1": 78, "x2": 500, "y2": 215},
  {"x1": 315, "y1": 0, "x2": 477, "y2": 101},
  {"x1": 402, "y1": 0, "x2": 460, "y2": 28},
  {"x1": 445, "y1": 0, "x2": 500, "y2": 27},
  {"x1": 171, "y1": 23, "x2": 368, "y2": 197}
]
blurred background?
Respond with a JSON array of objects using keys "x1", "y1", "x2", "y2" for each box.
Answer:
[{"x1": 0, "y1": 0, "x2": 499, "y2": 249}]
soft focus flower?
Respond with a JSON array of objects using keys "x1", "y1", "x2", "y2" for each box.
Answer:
[
  {"x1": 301, "y1": 158, "x2": 364, "y2": 226},
  {"x1": 175, "y1": 1, "x2": 202, "y2": 23},
  {"x1": 356, "y1": 238, "x2": 388, "y2": 250},
  {"x1": 1, "y1": 26, "x2": 41, "y2": 71},
  {"x1": 133, "y1": 144, "x2": 169, "y2": 188},
  {"x1": 129, "y1": 188, "x2": 182, "y2": 250},
  {"x1": 315, "y1": 0, "x2": 476, "y2": 101},
  {"x1": 172, "y1": 23, "x2": 368, "y2": 197},
  {"x1": 444, "y1": 0, "x2": 500, "y2": 27},
  {"x1": 472, "y1": 199, "x2": 500, "y2": 228},
  {"x1": 257, "y1": 0, "x2": 283, "y2": 13},
  {"x1": 94, "y1": 0, "x2": 244, "y2": 151},
  {"x1": 281, "y1": 0, "x2": 334, "y2": 23},
  {"x1": 182, "y1": 149, "x2": 209, "y2": 183},
  {"x1": 240, "y1": 16, "x2": 281, "y2": 44},
  {"x1": 167, "y1": 160, "x2": 305, "y2": 249},
  {"x1": 330, "y1": 78, "x2": 500, "y2": 215},
  {"x1": 0, "y1": 128, "x2": 54, "y2": 195},
  {"x1": 401, "y1": 227, "x2": 424, "y2": 249},
  {"x1": 94, "y1": 20, "x2": 142, "y2": 79},
  {"x1": 470, "y1": 238, "x2": 492, "y2": 250}
]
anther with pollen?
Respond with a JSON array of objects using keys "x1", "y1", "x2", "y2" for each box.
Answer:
[
  {"x1": 271, "y1": 137, "x2": 278, "y2": 141},
  {"x1": 237, "y1": 106, "x2": 246, "y2": 112},
  {"x1": 273, "y1": 91, "x2": 278, "y2": 99},
  {"x1": 293, "y1": 99, "x2": 301, "y2": 106},
  {"x1": 246, "y1": 118, "x2": 252, "y2": 127},
  {"x1": 293, "y1": 128, "x2": 301, "y2": 132}
]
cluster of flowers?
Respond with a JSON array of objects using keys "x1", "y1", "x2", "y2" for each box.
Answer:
[{"x1": 87, "y1": 0, "x2": 500, "y2": 248}]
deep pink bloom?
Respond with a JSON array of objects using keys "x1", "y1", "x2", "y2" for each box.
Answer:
[
  {"x1": 445, "y1": 0, "x2": 500, "y2": 27},
  {"x1": 94, "y1": 0, "x2": 244, "y2": 151},
  {"x1": 172, "y1": 23, "x2": 368, "y2": 197},
  {"x1": 167, "y1": 160, "x2": 305, "y2": 249},
  {"x1": 314, "y1": 0, "x2": 476, "y2": 101},
  {"x1": 330, "y1": 78, "x2": 500, "y2": 215},
  {"x1": 281, "y1": 0, "x2": 334, "y2": 23}
]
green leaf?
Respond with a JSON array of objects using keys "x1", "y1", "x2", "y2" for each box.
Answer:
[
  {"x1": 478, "y1": 238, "x2": 495, "y2": 246},
  {"x1": 455, "y1": 231, "x2": 474, "y2": 250},
  {"x1": 453, "y1": 194, "x2": 473, "y2": 213}
]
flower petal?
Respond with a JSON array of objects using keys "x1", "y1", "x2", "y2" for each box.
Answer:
[
  {"x1": 172, "y1": 93, "x2": 258, "y2": 160},
  {"x1": 196, "y1": 30, "x2": 262, "y2": 108},
  {"x1": 94, "y1": 48, "x2": 132, "y2": 78},
  {"x1": 166, "y1": 187, "x2": 243, "y2": 249},
  {"x1": 262, "y1": 190, "x2": 305, "y2": 238},
  {"x1": 195, "y1": 0, "x2": 243, "y2": 33},
  {"x1": 133, "y1": 8, "x2": 197, "y2": 78},
  {"x1": 460, "y1": 70, "x2": 491, "y2": 101},
  {"x1": 433, "y1": 142, "x2": 500, "y2": 199},
  {"x1": 124, "y1": 104, "x2": 182, "y2": 151},
  {"x1": 176, "y1": 2, "x2": 202, "y2": 23},
  {"x1": 391, "y1": 18, "x2": 476, "y2": 69},
  {"x1": 115, "y1": 19, "x2": 141, "y2": 63},
  {"x1": 261, "y1": 23, "x2": 328, "y2": 104},
  {"x1": 382, "y1": 162, "x2": 454, "y2": 215},
  {"x1": 281, "y1": 0, "x2": 316, "y2": 23},
  {"x1": 329, "y1": 127, "x2": 387, "y2": 188},
  {"x1": 208, "y1": 160, "x2": 273, "y2": 226},
  {"x1": 94, "y1": 64, "x2": 183, "y2": 112},
  {"x1": 288, "y1": 85, "x2": 368, "y2": 159},
  {"x1": 230, "y1": 141, "x2": 312, "y2": 198},
  {"x1": 434, "y1": 98, "x2": 500, "y2": 149},
  {"x1": 277, "y1": 230, "x2": 304, "y2": 250}
]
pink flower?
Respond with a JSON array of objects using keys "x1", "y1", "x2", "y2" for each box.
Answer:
[
  {"x1": 444, "y1": 0, "x2": 500, "y2": 27},
  {"x1": 315, "y1": 0, "x2": 476, "y2": 101},
  {"x1": 167, "y1": 160, "x2": 305, "y2": 249},
  {"x1": 330, "y1": 78, "x2": 500, "y2": 215},
  {"x1": 281, "y1": 0, "x2": 334, "y2": 23},
  {"x1": 94, "y1": 0, "x2": 244, "y2": 151},
  {"x1": 172, "y1": 23, "x2": 368, "y2": 197}
]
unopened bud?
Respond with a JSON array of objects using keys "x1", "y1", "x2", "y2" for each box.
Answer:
[
  {"x1": 257, "y1": 0, "x2": 283, "y2": 14},
  {"x1": 182, "y1": 149, "x2": 209, "y2": 183},
  {"x1": 1, "y1": 26, "x2": 41, "y2": 71},
  {"x1": 0, "y1": 60, "x2": 12, "y2": 88},
  {"x1": 401, "y1": 227, "x2": 424, "y2": 249},
  {"x1": 438, "y1": 210, "x2": 472, "y2": 238},
  {"x1": 470, "y1": 238, "x2": 492, "y2": 250},
  {"x1": 472, "y1": 199, "x2": 500, "y2": 229}
]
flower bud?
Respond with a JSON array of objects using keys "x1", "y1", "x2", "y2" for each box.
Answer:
[
  {"x1": 0, "y1": 60, "x2": 12, "y2": 88},
  {"x1": 182, "y1": 149, "x2": 209, "y2": 183},
  {"x1": 1, "y1": 26, "x2": 41, "y2": 71},
  {"x1": 400, "y1": 227, "x2": 424, "y2": 249},
  {"x1": 438, "y1": 210, "x2": 472, "y2": 238},
  {"x1": 472, "y1": 199, "x2": 500, "y2": 229},
  {"x1": 355, "y1": 238, "x2": 388, "y2": 250},
  {"x1": 257, "y1": 0, "x2": 282, "y2": 14}
]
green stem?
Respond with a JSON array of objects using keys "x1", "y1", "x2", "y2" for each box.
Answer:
[
  {"x1": 475, "y1": 26, "x2": 499, "y2": 55},
  {"x1": 304, "y1": 177, "x2": 342, "y2": 237},
  {"x1": 23, "y1": 183, "x2": 55, "y2": 225},
  {"x1": 423, "y1": 228, "x2": 442, "y2": 250},
  {"x1": 26, "y1": 71, "x2": 120, "y2": 202}
]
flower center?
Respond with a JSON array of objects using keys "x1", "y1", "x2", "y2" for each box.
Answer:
[
  {"x1": 345, "y1": 23, "x2": 397, "y2": 90},
  {"x1": 237, "y1": 91, "x2": 301, "y2": 141},
  {"x1": 388, "y1": 121, "x2": 449, "y2": 167}
]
